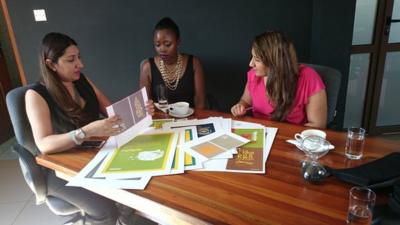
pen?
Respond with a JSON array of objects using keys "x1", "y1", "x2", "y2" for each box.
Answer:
[{"x1": 244, "y1": 107, "x2": 253, "y2": 111}]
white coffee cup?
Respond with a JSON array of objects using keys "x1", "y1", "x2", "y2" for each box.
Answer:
[
  {"x1": 294, "y1": 129, "x2": 327, "y2": 143},
  {"x1": 169, "y1": 102, "x2": 189, "y2": 115}
]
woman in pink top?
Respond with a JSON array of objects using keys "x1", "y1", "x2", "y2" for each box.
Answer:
[{"x1": 231, "y1": 31, "x2": 327, "y2": 128}]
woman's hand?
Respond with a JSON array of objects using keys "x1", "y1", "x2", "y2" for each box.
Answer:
[
  {"x1": 83, "y1": 115, "x2": 124, "y2": 137},
  {"x1": 231, "y1": 103, "x2": 247, "y2": 117},
  {"x1": 146, "y1": 100, "x2": 155, "y2": 116}
]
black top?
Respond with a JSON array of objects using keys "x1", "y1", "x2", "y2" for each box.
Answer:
[
  {"x1": 149, "y1": 55, "x2": 195, "y2": 107},
  {"x1": 30, "y1": 74, "x2": 100, "y2": 134}
]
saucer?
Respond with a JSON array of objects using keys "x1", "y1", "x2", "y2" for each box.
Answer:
[
  {"x1": 286, "y1": 139, "x2": 335, "y2": 151},
  {"x1": 154, "y1": 103, "x2": 169, "y2": 113},
  {"x1": 169, "y1": 108, "x2": 194, "y2": 118}
]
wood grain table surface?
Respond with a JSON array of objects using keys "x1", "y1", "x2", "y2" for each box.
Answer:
[{"x1": 36, "y1": 109, "x2": 400, "y2": 225}]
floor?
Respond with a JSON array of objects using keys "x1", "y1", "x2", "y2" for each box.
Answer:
[{"x1": 0, "y1": 137, "x2": 156, "y2": 225}]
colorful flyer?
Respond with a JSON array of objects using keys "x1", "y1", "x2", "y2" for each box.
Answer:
[
  {"x1": 226, "y1": 128, "x2": 265, "y2": 171},
  {"x1": 151, "y1": 118, "x2": 175, "y2": 129},
  {"x1": 96, "y1": 131, "x2": 178, "y2": 179},
  {"x1": 197, "y1": 120, "x2": 277, "y2": 174},
  {"x1": 182, "y1": 127, "x2": 202, "y2": 170},
  {"x1": 106, "y1": 87, "x2": 153, "y2": 147},
  {"x1": 67, "y1": 137, "x2": 151, "y2": 189},
  {"x1": 180, "y1": 131, "x2": 250, "y2": 162},
  {"x1": 169, "y1": 130, "x2": 185, "y2": 175}
]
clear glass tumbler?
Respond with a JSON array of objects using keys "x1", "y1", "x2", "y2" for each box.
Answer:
[
  {"x1": 345, "y1": 127, "x2": 366, "y2": 160},
  {"x1": 347, "y1": 186, "x2": 375, "y2": 225}
]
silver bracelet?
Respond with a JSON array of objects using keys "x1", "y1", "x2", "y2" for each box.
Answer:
[{"x1": 68, "y1": 130, "x2": 79, "y2": 145}]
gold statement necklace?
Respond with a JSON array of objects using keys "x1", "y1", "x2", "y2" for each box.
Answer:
[{"x1": 158, "y1": 54, "x2": 183, "y2": 90}]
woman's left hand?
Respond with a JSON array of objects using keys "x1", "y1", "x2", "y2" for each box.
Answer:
[{"x1": 146, "y1": 100, "x2": 155, "y2": 116}]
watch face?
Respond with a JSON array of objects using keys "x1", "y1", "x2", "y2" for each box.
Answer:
[{"x1": 76, "y1": 129, "x2": 86, "y2": 139}]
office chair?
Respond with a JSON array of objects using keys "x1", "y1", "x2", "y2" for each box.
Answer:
[
  {"x1": 206, "y1": 93, "x2": 221, "y2": 111},
  {"x1": 6, "y1": 85, "x2": 85, "y2": 225},
  {"x1": 304, "y1": 64, "x2": 341, "y2": 127}
]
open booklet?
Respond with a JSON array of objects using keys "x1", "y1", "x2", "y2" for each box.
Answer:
[
  {"x1": 68, "y1": 87, "x2": 155, "y2": 188},
  {"x1": 106, "y1": 87, "x2": 152, "y2": 147}
]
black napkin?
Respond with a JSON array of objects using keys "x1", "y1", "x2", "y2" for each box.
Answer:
[{"x1": 326, "y1": 152, "x2": 400, "y2": 189}]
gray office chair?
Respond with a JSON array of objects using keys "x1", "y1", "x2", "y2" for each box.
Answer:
[
  {"x1": 6, "y1": 85, "x2": 85, "y2": 225},
  {"x1": 206, "y1": 93, "x2": 220, "y2": 111},
  {"x1": 304, "y1": 64, "x2": 341, "y2": 127}
]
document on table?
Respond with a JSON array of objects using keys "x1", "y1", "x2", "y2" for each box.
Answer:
[
  {"x1": 180, "y1": 130, "x2": 250, "y2": 162},
  {"x1": 169, "y1": 130, "x2": 186, "y2": 175},
  {"x1": 196, "y1": 120, "x2": 277, "y2": 173},
  {"x1": 95, "y1": 130, "x2": 179, "y2": 179},
  {"x1": 67, "y1": 137, "x2": 151, "y2": 189},
  {"x1": 106, "y1": 87, "x2": 152, "y2": 147}
]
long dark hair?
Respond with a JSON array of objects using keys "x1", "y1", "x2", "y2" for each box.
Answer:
[
  {"x1": 39, "y1": 32, "x2": 83, "y2": 126},
  {"x1": 252, "y1": 31, "x2": 299, "y2": 121}
]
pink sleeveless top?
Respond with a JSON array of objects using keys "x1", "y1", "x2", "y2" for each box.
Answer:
[{"x1": 247, "y1": 64, "x2": 325, "y2": 124}]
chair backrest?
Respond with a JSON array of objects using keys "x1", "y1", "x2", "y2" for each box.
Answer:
[
  {"x1": 6, "y1": 85, "x2": 82, "y2": 219},
  {"x1": 6, "y1": 84, "x2": 40, "y2": 156},
  {"x1": 206, "y1": 93, "x2": 220, "y2": 111},
  {"x1": 6, "y1": 85, "x2": 48, "y2": 204},
  {"x1": 304, "y1": 64, "x2": 341, "y2": 125}
]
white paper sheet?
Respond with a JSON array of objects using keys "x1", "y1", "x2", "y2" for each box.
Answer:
[
  {"x1": 67, "y1": 137, "x2": 151, "y2": 189},
  {"x1": 264, "y1": 127, "x2": 278, "y2": 164},
  {"x1": 179, "y1": 126, "x2": 203, "y2": 170},
  {"x1": 162, "y1": 117, "x2": 223, "y2": 134},
  {"x1": 180, "y1": 130, "x2": 249, "y2": 162},
  {"x1": 195, "y1": 120, "x2": 278, "y2": 174},
  {"x1": 168, "y1": 130, "x2": 186, "y2": 175}
]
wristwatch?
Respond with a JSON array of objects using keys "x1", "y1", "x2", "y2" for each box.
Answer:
[{"x1": 70, "y1": 128, "x2": 86, "y2": 145}]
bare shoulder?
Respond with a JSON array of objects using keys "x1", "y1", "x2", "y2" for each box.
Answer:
[
  {"x1": 191, "y1": 55, "x2": 203, "y2": 69},
  {"x1": 25, "y1": 89, "x2": 48, "y2": 108},
  {"x1": 140, "y1": 59, "x2": 151, "y2": 72},
  {"x1": 25, "y1": 89, "x2": 42, "y2": 101},
  {"x1": 192, "y1": 55, "x2": 202, "y2": 63}
]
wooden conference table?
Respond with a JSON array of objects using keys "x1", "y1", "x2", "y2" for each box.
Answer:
[{"x1": 36, "y1": 109, "x2": 400, "y2": 225}]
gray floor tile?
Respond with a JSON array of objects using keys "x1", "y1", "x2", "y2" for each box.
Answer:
[
  {"x1": 0, "y1": 149, "x2": 18, "y2": 160},
  {"x1": 0, "y1": 159, "x2": 19, "y2": 169},
  {"x1": 0, "y1": 166, "x2": 33, "y2": 203},
  {"x1": 0, "y1": 202, "x2": 26, "y2": 225},
  {"x1": 0, "y1": 137, "x2": 16, "y2": 151},
  {"x1": 13, "y1": 197, "x2": 69, "y2": 225}
]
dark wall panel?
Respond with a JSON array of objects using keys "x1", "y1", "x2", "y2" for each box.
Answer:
[
  {"x1": 6, "y1": 0, "x2": 313, "y2": 112},
  {"x1": 310, "y1": 0, "x2": 356, "y2": 129}
]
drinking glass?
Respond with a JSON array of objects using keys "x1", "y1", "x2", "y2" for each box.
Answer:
[
  {"x1": 345, "y1": 128, "x2": 365, "y2": 160},
  {"x1": 156, "y1": 84, "x2": 168, "y2": 109},
  {"x1": 347, "y1": 186, "x2": 375, "y2": 225}
]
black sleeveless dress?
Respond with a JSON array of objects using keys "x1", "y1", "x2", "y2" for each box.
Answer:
[
  {"x1": 30, "y1": 74, "x2": 100, "y2": 134},
  {"x1": 149, "y1": 55, "x2": 195, "y2": 107}
]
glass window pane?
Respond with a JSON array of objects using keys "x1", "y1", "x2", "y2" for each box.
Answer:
[
  {"x1": 376, "y1": 52, "x2": 400, "y2": 126},
  {"x1": 392, "y1": 0, "x2": 400, "y2": 19},
  {"x1": 389, "y1": 0, "x2": 400, "y2": 43},
  {"x1": 344, "y1": 54, "x2": 370, "y2": 128},
  {"x1": 352, "y1": 0, "x2": 378, "y2": 45}
]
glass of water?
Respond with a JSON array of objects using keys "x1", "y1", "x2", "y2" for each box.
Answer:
[
  {"x1": 345, "y1": 127, "x2": 366, "y2": 160},
  {"x1": 156, "y1": 84, "x2": 168, "y2": 110},
  {"x1": 347, "y1": 186, "x2": 375, "y2": 225}
]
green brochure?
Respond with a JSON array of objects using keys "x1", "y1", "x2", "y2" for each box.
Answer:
[{"x1": 100, "y1": 131, "x2": 178, "y2": 178}]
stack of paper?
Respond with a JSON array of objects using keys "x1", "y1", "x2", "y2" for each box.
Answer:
[
  {"x1": 164, "y1": 118, "x2": 277, "y2": 174},
  {"x1": 67, "y1": 89, "x2": 277, "y2": 190}
]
